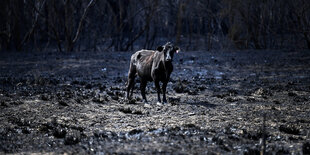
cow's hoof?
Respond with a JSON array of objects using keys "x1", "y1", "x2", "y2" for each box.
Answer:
[
  {"x1": 162, "y1": 102, "x2": 167, "y2": 105},
  {"x1": 156, "y1": 102, "x2": 163, "y2": 106},
  {"x1": 144, "y1": 103, "x2": 151, "y2": 108}
]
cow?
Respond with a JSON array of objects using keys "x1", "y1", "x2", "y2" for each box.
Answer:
[{"x1": 126, "y1": 42, "x2": 180, "y2": 105}]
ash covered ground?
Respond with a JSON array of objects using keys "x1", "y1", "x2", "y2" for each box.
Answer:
[{"x1": 0, "y1": 50, "x2": 310, "y2": 154}]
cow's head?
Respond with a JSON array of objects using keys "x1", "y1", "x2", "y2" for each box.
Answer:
[{"x1": 157, "y1": 42, "x2": 180, "y2": 62}]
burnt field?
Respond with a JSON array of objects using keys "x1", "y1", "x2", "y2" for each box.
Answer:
[{"x1": 0, "y1": 50, "x2": 310, "y2": 154}]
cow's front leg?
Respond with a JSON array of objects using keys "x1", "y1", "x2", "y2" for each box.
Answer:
[
  {"x1": 162, "y1": 81, "x2": 168, "y2": 104},
  {"x1": 154, "y1": 80, "x2": 161, "y2": 104}
]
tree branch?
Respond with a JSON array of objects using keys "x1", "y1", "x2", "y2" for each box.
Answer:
[
  {"x1": 20, "y1": 0, "x2": 46, "y2": 48},
  {"x1": 72, "y1": 0, "x2": 96, "y2": 43}
]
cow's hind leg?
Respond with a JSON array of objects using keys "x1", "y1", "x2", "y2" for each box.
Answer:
[
  {"x1": 126, "y1": 63, "x2": 136, "y2": 100},
  {"x1": 130, "y1": 80, "x2": 134, "y2": 98},
  {"x1": 127, "y1": 77, "x2": 135, "y2": 99}
]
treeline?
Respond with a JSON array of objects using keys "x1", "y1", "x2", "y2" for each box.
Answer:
[{"x1": 0, "y1": 0, "x2": 309, "y2": 52}]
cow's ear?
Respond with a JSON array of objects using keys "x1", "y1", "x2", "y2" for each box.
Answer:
[
  {"x1": 174, "y1": 46, "x2": 180, "y2": 53},
  {"x1": 157, "y1": 46, "x2": 164, "y2": 52}
]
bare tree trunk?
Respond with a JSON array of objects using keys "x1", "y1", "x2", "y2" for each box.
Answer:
[
  {"x1": 20, "y1": 0, "x2": 46, "y2": 50},
  {"x1": 0, "y1": 0, "x2": 10, "y2": 51},
  {"x1": 72, "y1": 0, "x2": 96, "y2": 44},
  {"x1": 64, "y1": 0, "x2": 73, "y2": 52},
  {"x1": 10, "y1": 0, "x2": 23, "y2": 51},
  {"x1": 186, "y1": 19, "x2": 192, "y2": 50},
  {"x1": 207, "y1": 18, "x2": 212, "y2": 51},
  {"x1": 176, "y1": 1, "x2": 184, "y2": 45}
]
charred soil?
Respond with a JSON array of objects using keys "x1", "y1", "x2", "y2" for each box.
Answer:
[{"x1": 0, "y1": 50, "x2": 310, "y2": 154}]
